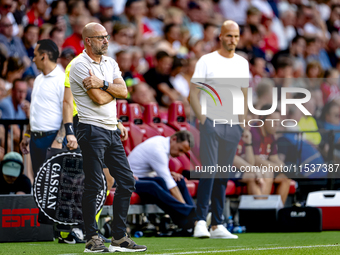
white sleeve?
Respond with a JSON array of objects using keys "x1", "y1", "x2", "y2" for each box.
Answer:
[
  {"x1": 70, "y1": 62, "x2": 91, "y2": 93},
  {"x1": 149, "y1": 151, "x2": 177, "y2": 190},
  {"x1": 111, "y1": 59, "x2": 123, "y2": 81},
  {"x1": 59, "y1": 76, "x2": 65, "y2": 107},
  {"x1": 191, "y1": 56, "x2": 207, "y2": 84}
]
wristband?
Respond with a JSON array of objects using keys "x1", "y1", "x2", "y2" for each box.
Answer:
[
  {"x1": 117, "y1": 119, "x2": 122, "y2": 123},
  {"x1": 64, "y1": 123, "x2": 74, "y2": 136},
  {"x1": 24, "y1": 133, "x2": 30, "y2": 138},
  {"x1": 244, "y1": 143, "x2": 252, "y2": 146}
]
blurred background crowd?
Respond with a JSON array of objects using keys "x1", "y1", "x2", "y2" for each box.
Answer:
[{"x1": 0, "y1": 0, "x2": 340, "y2": 186}]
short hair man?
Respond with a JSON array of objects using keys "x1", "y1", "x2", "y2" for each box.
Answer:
[
  {"x1": 62, "y1": 50, "x2": 117, "y2": 243},
  {"x1": 66, "y1": 22, "x2": 146, "y2": 252},
  {"x1": 143, "y1": 51, "x2": 179, "y2": 106},
  {"x1": 0, "y1": 16, "x2": 29, "y2": 64},
  {"x1": 0, "y1": 152, "x2": 31, "y2": 195},
  {"x1": 20, "y1": 39, "x2": 66, "y2": 176},
  {"x1": 0, "y1": 79, "x2": 29, "y2": 120},
  {"x1": 0, "y1": 79, "x2": 30, "y2": 149},
  {"x1": 190, "y1": 20, "x2": 248, "y2": 239},
  {"x1": 128, "y1": 131, "x2": 196, "y2": 230}
]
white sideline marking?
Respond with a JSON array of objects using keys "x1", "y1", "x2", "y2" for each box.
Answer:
[
  {"x1": 164, "y1": 244, "x2": 279, "y2": 251},
  {"x1": 151, "y1": 244, "x2": 340, "y2": 255}
]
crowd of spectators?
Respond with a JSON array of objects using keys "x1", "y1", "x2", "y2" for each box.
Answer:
[{"x1": 0, "y1": 0, "x2": 339, "y2": 203}]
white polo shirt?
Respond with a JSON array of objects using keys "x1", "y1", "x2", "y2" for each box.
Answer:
[
  {"x1": 128, "y1": 136, "x2": 177, "y2": 190},
  {"x1": 69, "y1": 50, "x2": 122, "y2": 130},
  {"x1": 30, "y1": 66, "x2": 65, "y2": 132}
]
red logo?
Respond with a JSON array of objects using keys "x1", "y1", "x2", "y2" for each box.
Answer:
[{"x1": 2, "y1": 209, "x2": 40, "y2": 228}]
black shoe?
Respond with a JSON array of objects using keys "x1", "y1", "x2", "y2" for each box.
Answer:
[
  {"x1": 84, "y1": 236, "x2": 109, "y2": 253},
  {"x1": 58, "y1": 231, "x2": 86, "y2": 244},
  {"x1": 109, "y1": 234, "x2": 147, "y2": 252},
  {"x1": 98, "y1": 232, "x2": 111, "y2": 243}
]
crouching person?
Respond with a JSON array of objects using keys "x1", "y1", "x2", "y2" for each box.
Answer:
[{"x1": 128, "y1": 131, "x2": 196, "y2": 232}]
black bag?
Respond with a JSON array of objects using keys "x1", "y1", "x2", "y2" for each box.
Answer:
[
  {"x1": 239, "y1": 209, "x2": 278, "y2": 232},
  {"x1": 278, "y1": 206, "x2": 322, "y2": 232}
]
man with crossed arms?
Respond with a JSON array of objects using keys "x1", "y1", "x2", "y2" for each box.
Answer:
[{"x1": 65, "y1": 22, "x2": 146, "y2": 253}]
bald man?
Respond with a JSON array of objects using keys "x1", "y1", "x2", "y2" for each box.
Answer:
[
  {"x1": 66, "y1": 23, "x2": 147, "y2": 253},
  {"x1": 190, "y1": 20, "x2": 249, "y2": 239}
]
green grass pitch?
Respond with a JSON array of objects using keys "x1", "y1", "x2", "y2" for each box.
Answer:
[{"x1": 1, "y1": 231, "x2": 340, "y2": 255}]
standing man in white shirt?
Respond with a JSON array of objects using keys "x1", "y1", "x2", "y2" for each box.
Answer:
[
  {"x1": 190, "y1": 20, "x2": 249, "y2": 239},
  {"x1": 66, "y1": 22, "x2": 146, "y2": 253},
  {"x1": 20, "y1": 39, "x2": 65, "y2": 176}
]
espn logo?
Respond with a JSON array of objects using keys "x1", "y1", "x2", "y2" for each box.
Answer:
[{"x1": 2, "y1": 209, "x2": 40, "y2": 228}]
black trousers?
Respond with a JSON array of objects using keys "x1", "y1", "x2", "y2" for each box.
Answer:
[
  {"x1": 77, "y1": 123, "x2": 135, "y2": 240},
  {"x1": 30, "y1": 131, "x2": 58, "y2": 176}
]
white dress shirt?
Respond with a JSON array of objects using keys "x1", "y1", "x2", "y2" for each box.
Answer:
[
  {"x1": 128, "y1": 136, "x2": 177, "y2": 190},
  {"x1": 30, "y1": 66, "x2": 65, "y2": 132}
]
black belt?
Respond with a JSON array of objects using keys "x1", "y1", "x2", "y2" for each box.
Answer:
[{"x1": 31, "y1": 131, "x2": 57, "y2": 138}]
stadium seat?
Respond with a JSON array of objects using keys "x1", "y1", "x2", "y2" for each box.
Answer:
[
  {"x1": 185, "y1": 180, "x2": 196, "y2": 197},
  {"x1": 169, "y1": 158, "x2": 198, "y2": 198},
  {"x1": 117, "y1": 100, "x2": 160, "y2": 150},
  {"x1": 105, "y1": 189, "x2": 115, "y2": 205},
  {"x1": 169, "y1": 157, "x2": 184, "y2": 174},
  {"x1": 143, "y1": 102, "x2": 176, "y2": 137},
  {"x1": 226, "y1": 180, "x2": 236, "y2": 195},
  {"x1": 167, "y1": 101, "x2": 202, "y2": 167},
  {"x1": 116, "y1": 100, "x2": 132, "y2": 155},
  {"x1": 159, "y1": 107, "x2": 169, "y2": 123},
  {"x1": 105, "y1": 188, "x2": 142, "y2": 205},
  {"x1": 167, "y1": 101, "x2": 190, "y2": 131},
  {"x1": 128, "y1": 103, "x2": 161, "y2": 148},
  {"x1": 288, "y1": 179, "x2": 297, "y2": 194},
  {"x1": 176, "y1": 154, "x2": 192, "y2": 172}
]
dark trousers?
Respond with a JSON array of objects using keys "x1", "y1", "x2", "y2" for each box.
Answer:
[
  {"x1": 196, "y1": 119, "x2": 242, "y2": 225},
  {"x1": 135, "y1": 177, "x2": 196, "y2": 229},
  {"x1": 77, "y1": 123, "x2": 135, "y2": 240},
  {"x1": 30, "y1": 131, "x2": 58, "y2": 177}
]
